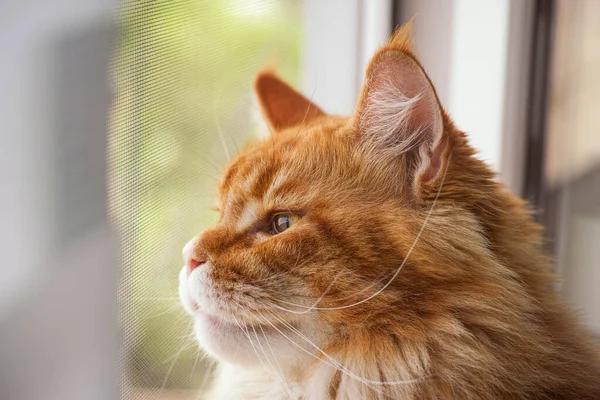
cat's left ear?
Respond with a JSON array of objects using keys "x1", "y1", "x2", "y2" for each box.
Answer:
[
  {"x1": 354, "y1": 21, "x2": 447, "y2": 185},
  {"x1": 254, "y1": 71, "x2": 326, "y2": 132}
]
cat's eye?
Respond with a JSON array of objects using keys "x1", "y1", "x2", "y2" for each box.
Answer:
[{"x1": 270, "y1": 213, "x2": 301, "y2": 234}]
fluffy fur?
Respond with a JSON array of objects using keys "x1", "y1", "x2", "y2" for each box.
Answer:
[{"x1": 178, "y1": 22, "x2": 600, "y2": 399}]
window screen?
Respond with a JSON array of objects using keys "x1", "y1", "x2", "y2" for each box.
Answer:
[{"x1": 110, "y1": 1, "x2": 302, "y2": 398}]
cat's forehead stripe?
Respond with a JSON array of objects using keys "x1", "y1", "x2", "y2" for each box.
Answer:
[
  {"x1": 238, "y1": 164, "x2": 263, "y2": 193},
  {"x1": 265, "y1": 171, "x2": 288, "y2": 199},
  {"x1": 235, "y1": 201, "x2": 260, "y2": 231},
  {"x1": 224, "y1": 151, "x2": 285, "y2": 197}
]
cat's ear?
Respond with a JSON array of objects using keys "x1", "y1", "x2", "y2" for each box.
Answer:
[
  {"x1": 254, "y1": 71, "x2": 326, "y2": 132},
  {"x1": 354, "y1": 21, "x2": 446, "y2": 185}
]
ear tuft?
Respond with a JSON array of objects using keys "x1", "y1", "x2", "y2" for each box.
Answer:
[
  {"x1": 389, "y1": 17, "x2": 416, "y2": 55},
  {"x1": 253, "y1": 71, "x2": 325, "y2": 132}
]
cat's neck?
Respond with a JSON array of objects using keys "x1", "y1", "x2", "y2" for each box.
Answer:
[
  {"x1": 207, "y1": 344, "x2": 425, "y2": 400},
  {"x1": 206, "y1": 327, "x2": 438, "y2": 400}
]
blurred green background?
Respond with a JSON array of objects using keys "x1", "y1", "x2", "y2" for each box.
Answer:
[{"x1": 110, "y1": 0, "x2": 302, "y2": 396}]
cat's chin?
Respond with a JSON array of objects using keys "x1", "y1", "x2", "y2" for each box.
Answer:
[
  {"x1": 193, "y1": 313, "x2": 316, "y2": 368},
  {"x1": 179, "y1": 265, "x2": 323, "y2": 367}
]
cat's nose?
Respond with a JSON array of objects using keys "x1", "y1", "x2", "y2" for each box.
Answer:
[
  {"x1": 188, "y1": 249, "x2": 208, "y2": 274},
  {"x1": 183, "y1": 237, "x2": 208, "y2": 274}
]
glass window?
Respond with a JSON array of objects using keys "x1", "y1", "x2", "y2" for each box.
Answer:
[
  {"x1": 110, "y1": 1, "x2": 303, "y2": 398},
  {"x1": 543, "y1": 0, "x2": 600, "y2": 336}
]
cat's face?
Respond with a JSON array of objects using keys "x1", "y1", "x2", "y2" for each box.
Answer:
[
  {"x1": 179, "y1": 121, "x2": 420, "y2": 365},
  {"x1": 179, "y1": 25, "x2": 459, "y2": 367}
]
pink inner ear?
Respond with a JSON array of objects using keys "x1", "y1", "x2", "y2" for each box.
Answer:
[
  {"x1": 359, "y1": 51, "x2": 444, "y2": 182},
  {"x1": 421, "y1": 135, "x2": 447, "y2": 183}
]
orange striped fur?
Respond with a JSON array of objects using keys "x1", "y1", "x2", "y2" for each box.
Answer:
[{"x1": 179, "y1": 22, "x2": 600, "y2": 399}]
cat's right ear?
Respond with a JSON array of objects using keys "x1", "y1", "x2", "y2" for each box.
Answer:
[
  {"x1": 254, "y1": 71, "x2": 326, "y2": 132},
  {"x1": 354, "y1": 21, "x2": 448, "y2": 188}
]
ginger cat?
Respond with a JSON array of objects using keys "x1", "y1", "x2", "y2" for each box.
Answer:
[{"x1": 179, "y1": 22, "x2": 600, "y2": 399}]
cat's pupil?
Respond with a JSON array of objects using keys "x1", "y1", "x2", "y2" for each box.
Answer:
[
  {"x1": 271, "y1": 213, "x2": 299, "y2": 234},
  {"x1": 276, "y1": 216, "x2": 291, "y2": 232}
]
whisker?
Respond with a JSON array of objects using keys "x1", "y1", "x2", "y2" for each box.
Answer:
[
  {"x1": 195, "y1": 359, "x2": 217, "y2": 400},
  {"x1": 266, "y1": 270, "x2": 386, "y2": 314},
  {"x1": 267, "y1": 310, "x2": 428, "y2": 387},
  {"x1": 287, "y1": 268, "x2": 345, "y2": 314},
  {"x1": 178, "y1": 329, "x2": 198, "y2": 340},
  {"x1": 268, "y1": 158, "x2": 450, "y2": 312},
  {"x1": 186, "y1": 146, "x2": 225, "y2": 178},
  {"x1": 254, "y1": 310, "x2": 382, "y2": 394},
  {"x1": 258, "y1": 322, "x2": 294, "y2": 398},
  {"x1": 249, "y1": 320, "x2": 294, "y2": 399},
  {"x1": 213, "y1": 96, "x2": 231, "y2": 163},
  {"x1": 250, "y1": 322, "x2": 278, "y2": 374},
  {"x1": 189, "y1": 348, "x2": 201, "y2": 381},
  {"x1": 253, "y1": 310, "x2": 338, "y2": 367},
  {"x1": 133, "y1": 297, "x2": 181, "y2": 301},
  {"x1": 160, "y1": 341, "x2": 192, "y2": 392},
  {"x1": 231, "y1": 313, "x2": 270, "y2": 373},
  {"x1": 289, "y1": 80, "x2": 318, "y2": 147},
  {"x1": 244, "y1": 253, "x2": 303, "y2": 285},
  {"x1": 252, "y1": 104, "x2": 275, "y2": 142},
  {"x1": 145, "y1": 303, "x2": 185, "y2": 319}
]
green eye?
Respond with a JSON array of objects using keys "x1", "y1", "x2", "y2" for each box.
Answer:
[{"x1": 270, "y1": 213, "x2": 301, "y2": 234}]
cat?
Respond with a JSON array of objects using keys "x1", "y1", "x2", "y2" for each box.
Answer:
[{"x1": 178, "y1": 21, "x2": 600, "y2": 399}]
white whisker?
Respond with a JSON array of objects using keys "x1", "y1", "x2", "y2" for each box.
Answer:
[
  {"x1": 214, "y1": 104, "x2": 230, "y2": 163},
  {"x1": 189, "y1": 348, "x2": 201, "y2": 380},
  {"x1": 231, "y1": 314, "x2": 269, "y2": 373},
  {"x1": 134, "y1": 297, "x2": 181, "y2": 301},
  {"x1": 160, "y1": 341, "x2": 190, "y2": 392},
  {"x1": 255, "y1": 310, "x2": 383, "y2": 394},
  {"x1": 269, "y1": 158, "x2": 449, "y2": 312},
  {"x1": 267, "y1": 310, "x2": 429, "y2": 387},
  {"x1": 249, "y1": 320, "x2": 294, "y2": 399},
  {"x1": 146, "y1": 304, "x2": 186, "y2": 319},
  {"x1": 258, "y1": 322, "x2": 294, "y2": 399},
  {"x1": 195, "y1": 359, "x2": 217, "y2": 400}
]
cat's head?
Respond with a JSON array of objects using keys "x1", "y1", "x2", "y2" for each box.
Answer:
[{"x1": 179, "y1": 22, "x2": 501, "y2": 369}]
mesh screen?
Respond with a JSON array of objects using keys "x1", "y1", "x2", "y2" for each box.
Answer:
[{"x1": 110, "y1": 1, "x2": 302, "y2": 398}]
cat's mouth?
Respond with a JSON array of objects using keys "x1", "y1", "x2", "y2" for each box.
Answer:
[{"x1": 179, "y1": 266, "x2": 310, "y2": 364}]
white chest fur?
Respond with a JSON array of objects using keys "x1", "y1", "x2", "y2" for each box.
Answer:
[{"x1": 205, "y1": 363, "x2": 338, "y2": 400}]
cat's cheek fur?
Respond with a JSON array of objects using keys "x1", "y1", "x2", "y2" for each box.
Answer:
[
  {"x1": 192, "y1": 311, "x2": 325, "y2": 369},
  {"x1": 179, "y1": 264, "x2": 322, "y2": 369},
  {"x1": 179, "y1": 268, "x2": 256, "y2": 365}
]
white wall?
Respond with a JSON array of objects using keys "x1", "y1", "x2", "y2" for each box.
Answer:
[
  {"x1": 302, "y1": 0, "x2": 392, "y2": 116},
  {"x1": 397, "y1": 0, "x2": 533, "y2": 195},
  {"x1": 447, "y1": 0, "x2": 510, "y2": 175},
  {"x1": 302, "y1": 0, "x2": 361, "y2": 115}
]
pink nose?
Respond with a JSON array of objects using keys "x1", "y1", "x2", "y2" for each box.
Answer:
[{"x1": 188, "y1": 250, "x2": 208, "y2": 273}]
